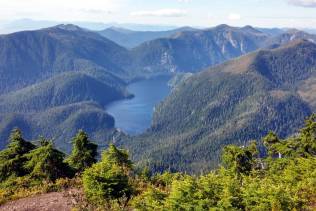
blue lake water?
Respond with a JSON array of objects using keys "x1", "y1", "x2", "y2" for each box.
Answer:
[{"x1": 106, "y1": 76, "x2": 172, "y2": 135}]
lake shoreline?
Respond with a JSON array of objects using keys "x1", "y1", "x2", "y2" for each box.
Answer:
[{"x1": 106, "y1": 75, "x2": 172, "y2": 135}]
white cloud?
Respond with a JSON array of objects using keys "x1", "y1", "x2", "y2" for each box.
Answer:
[
  {"x1": 177, "y1": 0, "x2": 191, "y2": 2},
  {"x1": 288, "y1": 0, "x2": 316, "y2": 7},
  {"x1": 0, "y1": 0, "x2": 120, "y2": 21},
  {"x1": 131, "y1": 9, "x2": 187, "y2": 17},
  {"x1": 228, "y1": 13, "x2": 241, "y2": 21}
]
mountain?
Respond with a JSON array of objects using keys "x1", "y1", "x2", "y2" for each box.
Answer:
[
  {"x1": 0, "y1": 19, "x2": 180, "y2": 34},
  {"x1": 264, "y1": 29, "x2": 316, "y2": 48},
  {"x1": 0, "y1": 24, "x2": 136, "y2": 150},
  {"x1": 0, "y1": 24, "x2": 132, "y2": 94},
  {"x1": 1, "y1": 24, "x2": 310, "y2": 93},
  {"x1": 129, "y1": 26, "x2": 316, "y2": 75},
  {"x1": 0, "y1": 72, "x2": 131, "y2": 151},
  {"x1": 1, "y1": 23, "x2": 315, "y2": 156},
  {"x1": 0, "y1": 101, "x2": 119, "y2": 151},
  {"x1": 98, "y1": 27, "x2": 197, "y2": 48},
  {"x1": 122, "y1": 40, "x2": 316, "y2": 173},
  {"x1": 131, "y1": 25, "x2": 269, "y2": 74},
  {"x1": 0, "y1": 72, "x2": 131, "y2": 112},
  {"x1": 256, "y1": 27, "x2": 284, "y2": 36}
]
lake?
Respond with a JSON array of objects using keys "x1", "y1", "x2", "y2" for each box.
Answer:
[{"x1": 106, "y1": 75, "x2": 172, "y2": 135}]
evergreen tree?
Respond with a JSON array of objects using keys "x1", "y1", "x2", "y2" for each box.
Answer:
[
  {"x1": 0, "y1": 129, "x2": 35, "y2": 181},
  {"x1": 263, "y1": 132, "x2": 281, "y2": 157},
  {"x1": 24, "y1": 138, "x2": 71, "y2": 181},
  {"x1": 82, "y1": 144, "x2": 133, "y2": 205},
  {"x1": 66, "y1": 130, "x2": 98, "y2": 173},
  {"x1": 103, "y1": 144, "x2": 133, "y2": 170},
  {"x1": 221, "y1": 145, "x2": 254, "y2": 175},
  {"x1": 164, "y1": 176, "x2": 199, "y2": 210},
  {"x1": 298, "y1": 114, "x2": 316, "y2": 157}
]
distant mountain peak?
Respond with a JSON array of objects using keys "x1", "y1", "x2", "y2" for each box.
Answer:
[
  {"x1": 107, "y1": 26, "x2": 134, "y2": 33},
  {"x1": 241, "y1": 25, "x2": 262, "y2": 34},
  {"x1": 285, "y1": 28, "x2": 301, "y2": 34},
  {"x1": 278, "y1": 38, "x2": 316, "y2": 49},
  {"x1": 54, "y1": 24, "x2": 83, "y2": 31},
  {"x1": 214, "y1": 24, "x2": 232, "y2": 30}
]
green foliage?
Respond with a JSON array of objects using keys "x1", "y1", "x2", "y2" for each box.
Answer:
[
  {"x1": 24, "y1": 138, "x2": 71, "y2": 181},
  {"x1": 0, "y1": 130, "x2": 84, "y2": 205},
  {"x1": 129, "y1": 114, "x2": 316, "y2": 211},
  {"x1": 222, "y1": 144, "x2": 255, "y2": 175},
  {"x1": 102, "y1": 144, "x2": 133, "y2": 169},
  {"x1": 263, "y1": 131, "x2": 281, "y2": 157},
  {"x1": 126, "y1": 41, "x2": 316, "y2": 173},
  {"x1": 131, "y1": 186, "x2": 167, "y2": 210},
  {"x1": 66, "y1": 130, "x2": 98, "y2": 172},
  {"x1": 298, "y1": 114, "x2": 316, "y2": 156},
  {"x1": 82, "y1": 144, "x2": 133, "y2": 206},
  {"x1": 164, "y1": 176, "x2": 199, "y2": 210},
  {"x1": 0, "y1": 129, "x2": 35, "y2": 182},
  {"x1": 0, "y1": 71, "x2": 131, "y2": 153},
  {"x1": 1, "y1": 115, "x2": 316, "y2": 210}
]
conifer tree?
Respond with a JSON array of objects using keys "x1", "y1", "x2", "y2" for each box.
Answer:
[
  {"x1": 83, "y1": 144, "x2": 133, "y2": 205},
  {"x1": 222, "y1": 145, "x2": 254, "y2": 175},
  {"x1": 0, "y1": 129, "x2": 35, "y2": 181},
  {"x1": 263, "y1": 132, "x2": 281, "y2": 157},
  {"x1": 24, "y1": 138, "x2": 70, "y2": 181},
  {"x1": 298, "y1": 114, "x2": 316, "y2": 156},
  {"x1": 103, "y1": 144, "x2": 132, "y2": 171},
  {"x1": 66, "y1": 130, "x2": 98, "y2": 173}
]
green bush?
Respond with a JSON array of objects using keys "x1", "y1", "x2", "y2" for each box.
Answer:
[
  {"x1": 0, "y1": 129, "x2": 35, "y2": 182},
  {"x1": 24, "y1": 139, "x2": 72, "y2": 181},
  {"x1": 82, "y1": 144, "x2": 133, "y2": 206},
  {"x1": 66, "y1": 130, "x2": 98, "y2": 173}
]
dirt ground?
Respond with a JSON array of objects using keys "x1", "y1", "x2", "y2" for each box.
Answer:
[{"x1": 0, "y1": 190, "x2": 76, "y2": 211}]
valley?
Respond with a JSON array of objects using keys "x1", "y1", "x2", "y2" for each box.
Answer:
[
  {"x1": 107, "y1": 75, "x2": 172, "y2": 135},
  {"x1": 1, "y1": 1, "x2": 316, "y2": 209},
  {"x1": 0, "y1": 23, "x2": 316, "y2": 174}
]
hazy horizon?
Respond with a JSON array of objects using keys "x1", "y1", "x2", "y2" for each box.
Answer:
[
  {"x1": 1, "y1": 18, "x2": 316, "y2": 35},
  {"x1": 1, "y1": 0, "x2": 316, "y2": 34}
]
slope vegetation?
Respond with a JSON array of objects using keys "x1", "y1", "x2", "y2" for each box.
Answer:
[{"x1": 123, "y1": 40, "x2": 316, "y2": 173}]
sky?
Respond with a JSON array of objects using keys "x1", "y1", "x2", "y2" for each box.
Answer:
[{"x1": 0, "y1": 0, "x2": 316, "y2": 29}]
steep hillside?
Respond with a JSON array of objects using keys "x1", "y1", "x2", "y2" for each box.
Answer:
[
  {"x1": 0, "y1": 72, "x2": 131, "y2": 151},
  {"x1": 0, "y1": 72, "x2": 130, "y2": 112},
  {"x1": 1, "y1": 23, "x2": 315, "y2": 156},
  {"x1": 256, "y1": 27, "x2": 284, "y2": 36},
  {"x1": 123, "y1": 40, "x2": 316, "y2": 173},
  {"x1": 0, "y1": 24, "x2": 131, "y2": 94},
  {"x1": 98, "y1": 27, "x2": 197, "y2": 48},
  {"x1": 131, "y1": 25, "x2": 269, "y2": 73},
  {"x1": 264, "y1": 29, "x2": 316, "y2": 48},
  {"x1": 0, "y1": 101, "x2": 120, "y2": 151}
]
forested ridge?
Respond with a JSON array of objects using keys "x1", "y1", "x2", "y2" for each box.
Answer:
[
  {"x1": 0, "y1": 114, "x2": 315, "y2": 210},
  {"x1": 123, "y1": 40, "x2": 316, "y2": 173},
  {"x1": 1, "y1": 24, "x2": 315, "y2": 156}
]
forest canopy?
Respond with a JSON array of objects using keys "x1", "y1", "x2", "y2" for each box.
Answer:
[{"x1": 0, "y1": 114, "x2": 315, "y2": 210}]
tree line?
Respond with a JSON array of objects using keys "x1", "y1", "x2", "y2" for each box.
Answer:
[{"x1": 0, "y1": 114, "x2": 316, "y2": 210}]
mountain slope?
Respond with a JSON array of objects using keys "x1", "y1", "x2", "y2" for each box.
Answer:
[
  {"x1": 122, "y1": 40, "x2": 316, "y2": 173},
  {"x1": 131, "y1": 25, "x2": 269, "y2": 74},
  {"x1": 0, "y1": 102, "x2": 119, "y2": 151},
  {"x1": 0, "y1": 72, "x2": 131, "y2": 151},
  {"x1": 0, "y1": 24, "x2": 131, "y2": 94},
  {"x1": 264, "y1": 29, "x2": 316, "y2": 48},
  {"x1": 98, "y1": 27, "x2": 197, "y2": 48},
  {"x1": 0, "y1": 72, "x2": 131, "y2": 112}
]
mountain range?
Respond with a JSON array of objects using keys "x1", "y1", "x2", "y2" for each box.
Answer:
[
  {"x1": 98, "y1": 26, "x2": 197, "y2": 48},
  {"x1": 0, "y1": 23, "x2": 316, "y2": 172},
  {"x1": 122, "y1": 40, "x2": 316, "y2": 173},
  {"x1": 0, "y1": 24, "x2": 134, "y2": 149}
]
